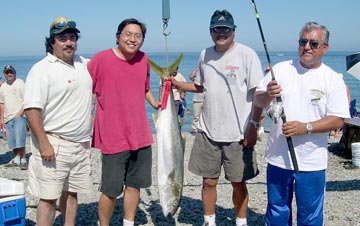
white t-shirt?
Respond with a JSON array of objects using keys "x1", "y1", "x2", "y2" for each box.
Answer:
[
  {"x1": 257, "y1": 59, "x2": 350, "y2": 171},
  {"x1": 0, "y1": 79, "x2": 25, "y2": 123},
  {"x1": 198, "y1": 42, "x2": 263, "y2": 142},
  {"x1": 24, "y1": 53, "x2": 92, "y2": 142}
]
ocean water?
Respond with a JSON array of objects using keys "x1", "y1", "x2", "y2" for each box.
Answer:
[{"x1": 1, "y1": 51, "x2": 358, "y2": 132}]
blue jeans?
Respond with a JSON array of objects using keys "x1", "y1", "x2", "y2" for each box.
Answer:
[
  {"x1": 5, "y1": 117, "x2": 27, "y2": 151},
  {"x1": 265, "y1": 163, "x2": 326, "y2": 226}
]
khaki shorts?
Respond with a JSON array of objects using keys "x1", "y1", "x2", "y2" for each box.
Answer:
[
  {"x1": 188, "y1": 132, "x2": 259, "y2": 182},
  {"x1": 28, "y1": 134, "x2": 93, "y2": 200}
]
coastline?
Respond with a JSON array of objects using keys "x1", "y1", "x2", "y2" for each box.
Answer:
[{"x1": 0, "y1": 132, "x2": 359, "y2": 225}]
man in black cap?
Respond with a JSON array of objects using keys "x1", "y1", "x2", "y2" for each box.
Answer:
[
  {"x1": 170, "y1": 9, "x2": 263, "y2": 226},
  {"x1": 24, "y1": 17, "x2": 93, "y2": 226},
  {"x1": 0, "y1": 65, "x2": 27, "y2": 170}
]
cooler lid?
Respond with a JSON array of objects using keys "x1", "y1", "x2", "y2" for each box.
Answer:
[{"x1": 0, "y1": 177, "x2": 24, "y2": 196}]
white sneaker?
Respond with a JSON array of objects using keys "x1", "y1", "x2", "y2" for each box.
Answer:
[{"x1": 258, "y1": 127, "x2": 265, "y2": 135}]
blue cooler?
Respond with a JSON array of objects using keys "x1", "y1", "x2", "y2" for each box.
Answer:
[{"x1": 0, "y1": 178, "x2": 26, "y2": 226}]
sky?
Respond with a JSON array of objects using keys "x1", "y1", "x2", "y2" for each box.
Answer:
[{"x1": 1, "y1": 0, "x2": 359, "y2": 57}]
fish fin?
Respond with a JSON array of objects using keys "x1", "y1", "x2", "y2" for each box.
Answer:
[
  {"x1": 167, "y1": 53, "x2": 184, "y2": 76},
  {"x1": 148, "y1": 58, "x2": 167, "y2": 79},
  {"x1": 148, "y1": 53, "x2": 184, "y2": 79},
  {"x1": 181, "y1": 135, "x2": 186, "y2": 153},
  {"x1": 152, "y1": 113, "x2": 157, "y2": 124}
]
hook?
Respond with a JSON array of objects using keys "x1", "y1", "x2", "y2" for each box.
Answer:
[{"x1": 163, "y1": 19, "x2": 171, "y2": 37}]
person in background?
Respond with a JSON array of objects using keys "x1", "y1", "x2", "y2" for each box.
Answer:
[
  {"x1": 159, "y1": 66, "x2": 186, "y2": 113},
  {"x1": 0, "y1": 65, "x2": 27, "y2": 169},
  {"x1": 0, "y1": 77, "x2": 6, "y2": 140},
  {"x1": 330, "y1": 73, "x2": 351, "y2": 137},
  {"x1": 88, "y1": 18, "x2": 159, "y2": 226},
  {"x1": 24, "y1": 17, "x2": 93, "y2": 226},
  {"x1": 258, "y1": 65, "x2": 270, "y2": 137},
  {"x1": 170, "y1": 9, "x2": 263, "y2": 226},
  {"x1": 178, "y1": 90, "x2": 187, "y2": 128},
  {"x1": 254, "y1": 21, "x2": 350, "y2": 226},
  {"x1": 189, "y1": 67, "x2": 204, "y2": 135}
]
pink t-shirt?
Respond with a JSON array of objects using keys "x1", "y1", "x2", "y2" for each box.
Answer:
[{"x1": 88, "y1": 49, "x2": 153, "y2": 154}]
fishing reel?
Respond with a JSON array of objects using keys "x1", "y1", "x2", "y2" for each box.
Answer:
[{"x1": 266, "y1": 101, "x2": 283, "y2": 124}]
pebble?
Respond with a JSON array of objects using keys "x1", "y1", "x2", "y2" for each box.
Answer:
[{"x1": 0, "y1": 133, "x2": 359, "y2": 225}]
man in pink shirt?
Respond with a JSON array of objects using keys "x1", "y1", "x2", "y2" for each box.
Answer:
[{"x1": 88, "y1": 18, "x2": 159, "y2": 226}]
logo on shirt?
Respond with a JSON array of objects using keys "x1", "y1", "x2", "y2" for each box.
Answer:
[{"x1": 309, "y1": 89, "x2": 324, "y2": 106}]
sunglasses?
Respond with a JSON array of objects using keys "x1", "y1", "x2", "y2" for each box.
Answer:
[
  {"x1": 298, "y1": 38, "x2": 323, "y2": 49},
  {"x1": 53, "y1": 20, "x2": 77, "y2": 30},
  {"x1": 211, "y1": 27, "x2": 232, "y2": 33},
  {"x1": 121, "y1": 31, "x2": 143, "y2": 40}
]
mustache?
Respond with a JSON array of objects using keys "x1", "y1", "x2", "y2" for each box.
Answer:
[{"x1": 63, "y1": 45, "x2": 75, "y2": 50}]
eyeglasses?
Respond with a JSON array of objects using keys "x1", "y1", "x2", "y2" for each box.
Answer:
[
  {"x1": 52, "y1": 20, "x2": 77, "y2": 30},
  {"x1": 298, "y1": 38, "x2": 323, "y2": 49},
  {"x1": 121, "y1": 31, "x2": 143, "y2": 40},
  {"x1": 4, "y1": 70, "x2": 14, "y2": 74},
  {"x1": 211, "y1": 27, "x2": 232, "y2": 33}
]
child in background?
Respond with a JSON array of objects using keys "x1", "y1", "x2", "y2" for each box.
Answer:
[{"x1": 178, "y1": 90, "x2": 187, "y2": 128}]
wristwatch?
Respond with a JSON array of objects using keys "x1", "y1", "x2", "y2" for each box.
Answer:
[
  {"x1": 250, "y1": 119, "x2": 260, "y2": 129},
  {"x1": 306, "y1": 123, "x2": 313, "y2": 134}
]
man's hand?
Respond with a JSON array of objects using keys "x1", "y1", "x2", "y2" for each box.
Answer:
[
  {"x1": 39, "y1": 141, "x2": 56, "y2": 162},
  {"x1": 282, "y1": 121, "x2": 307, "y2": 137}
]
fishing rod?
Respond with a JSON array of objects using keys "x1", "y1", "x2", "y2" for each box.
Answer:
[{"x1": 249, "y1": 0, "x2": 299, "y2": 173}]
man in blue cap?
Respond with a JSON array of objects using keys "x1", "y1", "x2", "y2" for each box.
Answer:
[
  {"x1": 24, "y1": 17, "x2": 93, "y2": 226},
  {"x1": 170, "y1": 9, "x2": 263, "y2": 226}
]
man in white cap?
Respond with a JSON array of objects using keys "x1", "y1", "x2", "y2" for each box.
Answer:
[
  {"x1": 24, "y1": 17, "x2": 93, "y2": 226},
  {"x1": 0, "y1": 65, "x2": 27, "y2": 170}
]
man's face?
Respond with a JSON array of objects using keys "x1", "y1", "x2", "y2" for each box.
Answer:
[
  {"x1": 298, "y1": 30, "x2": 328, "y2": 69},
  {"x1": 117, "y1": 24, "x2": 144, "y2": 59},
  {"x1": 210, "y1": 26, "x2": 235, "y2": 52},
  {"x1": 3, "y1": 70, "x2": 16, "y2": 84},
  {"x1": 52, "y1": 32, "x2": 78, "y2": 64}
]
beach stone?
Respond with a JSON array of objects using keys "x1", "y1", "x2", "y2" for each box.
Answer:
[{"x1": 0, "y1": 133, "x2": 359, "y2": 225}]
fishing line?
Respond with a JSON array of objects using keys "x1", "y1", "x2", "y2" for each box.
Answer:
[
  {"x1": 162, "y1": 0, "x2": 171, "y2": 72},
  {"x1": 249, "y1": 0, "x2": 299, "y2": 173}
]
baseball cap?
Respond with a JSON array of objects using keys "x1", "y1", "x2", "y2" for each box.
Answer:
[
  {"x1": 3, "y1": 65, "x2": 16, "y2": 74},
  {"x1": 210, "y1": 10, "x2": 236, "y2": 29},
  {"x1": 49, "y1": 17, "x2": 80, "y2": 37}
]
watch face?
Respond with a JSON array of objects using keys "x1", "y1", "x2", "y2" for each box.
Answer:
[{"x1": 306, "y1": 123, "x2": 312, "y2": 133}]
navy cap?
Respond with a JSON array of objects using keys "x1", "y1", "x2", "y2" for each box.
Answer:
[{"x1": 210, "y1": 10, "x2": 236, "y2": 29}]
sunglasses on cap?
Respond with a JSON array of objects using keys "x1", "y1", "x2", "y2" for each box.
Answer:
[
  {"x1": 211, "y1": 27, "x2": 232, "y2": 34},
  {"x1": 52, "y1": 20, "x2": 77, "y2": 30},
  {"x1": 298, "y1": 38, "x2": 323, "y2": 49}
]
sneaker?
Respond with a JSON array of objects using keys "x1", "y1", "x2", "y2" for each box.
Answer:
[
  {"x1": 20, "y1": 162, "x2": 28, "y2": 170},
  {"x1": 202, "y1": 222, "x2": 216, "y2": 226},
  {"x1": 5, "y1": 159, "x2": 20, "y2": 168}
]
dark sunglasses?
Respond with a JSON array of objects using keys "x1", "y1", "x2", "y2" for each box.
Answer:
[
  {"x1": 211, "y1": 27, "x2": 232, "y2": 33},
  {"x1": 53, "y1": 20, "x2": 77, "y2": 29},
  {"x1": 298, "y1": 38, "x2": 323, "y2": 49}
]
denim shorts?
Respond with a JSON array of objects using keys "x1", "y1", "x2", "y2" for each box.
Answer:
[{"x1": 5, "y1": 117, "x2": 27, "y2": 151}]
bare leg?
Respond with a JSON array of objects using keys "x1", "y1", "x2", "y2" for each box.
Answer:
[
  {"x1": 60, "y1": 191, "x2": 78, "y2": 226},
  {"x1": 232, "y1": 182, "x2": 248, "y2": 218},
  {"x1": 202, "y1": 178, "x2": 219, "y2": 215},
  {"x1": 123, "y1": 186, "x2": 140, "y2": 221},
  {"x1": 14, "y1": 147, "x2": 26, "y2": 159},
  {"x1": 98, "y1": 194, "x2": 116, "y2": 226},
  {"x1": 37, "y1": 199, "x2": 57, "y2": 226}
]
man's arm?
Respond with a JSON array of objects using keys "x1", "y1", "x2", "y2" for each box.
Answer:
[{"x1": 25, "y1": 108, "x2": 55, "y2": 161}]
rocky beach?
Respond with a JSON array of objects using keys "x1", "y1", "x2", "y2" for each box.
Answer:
[{"x1": 0, "y1": 132, "x2": 359, "y2": 226}]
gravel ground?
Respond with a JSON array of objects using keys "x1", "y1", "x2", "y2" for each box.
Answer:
[{"x1": 0, "y1": 133, "x2": 359, "y2": 226}]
